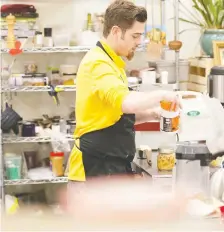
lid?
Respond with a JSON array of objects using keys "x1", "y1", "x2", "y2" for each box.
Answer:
[
  {"x1": 62, "y1": 73, "x2": 76, "y2": 76},
  {"x1": 176, "y1": 143, "x2": 211, "y2": 166},
  {"x1": 210, "y1": 66, "x2": 224, "y2": 75},
  {"x1": 67, "y1": 120, "x2": 76, "y2": 125},
  {"x1": 52, "y1": 70, "x2": 59, "y2": 74},
  {"x1": 44, "y1": 28, "x2": 52, "y2": 37},
  {"x1": 159, "y1": 147, "x2": 174, "y2": 154},
  {"x1": 50, "y1": 152, "x2": 64, "y2": 157},
  {"x1": 35, "y1": 31, "x2": 42, "y2": 35}
]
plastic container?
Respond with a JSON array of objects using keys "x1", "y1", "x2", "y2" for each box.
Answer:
[
  {"x1": 62, "y1": 74, "x2": 76, "y2": 85},
  {"x1": 53, "y1": 34, "x2": 70, "y2": 47},
  {"x1": 5, "y1": 154, "x2": 22, "y2": 180},
  {"x1": 50, "y1": 152, "x2": 64, "y2": 177},
  {"x1": 50, "y1": 70, "x2": 61, "y2": 85},
  {"x1": 60, "y1": 65, "x2": 77, "y2": 75},
  {"x1": 160, "y1": 100, "x2": 180, "y2": 133},
  {"x1": 155, "y1": 59, "x2": 189, "y2": 83}
]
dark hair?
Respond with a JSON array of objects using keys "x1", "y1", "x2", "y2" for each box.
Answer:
[{"x1": 103, "y1": 0, "x2": 147, "y2": 37}]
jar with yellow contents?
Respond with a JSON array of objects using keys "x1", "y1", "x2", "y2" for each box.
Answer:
[{"x1": 157, "y1": 147, "x2": 176, "y2": 171}]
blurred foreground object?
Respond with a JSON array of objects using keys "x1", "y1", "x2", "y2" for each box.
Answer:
[{"x1": 2, "y1": 176, "x2": 224, "y2": 231}]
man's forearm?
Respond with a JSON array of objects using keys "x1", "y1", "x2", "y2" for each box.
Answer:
[
  {"x1": 135, "y1": 109, "x2": 159, "y2": 125},
  {"x1": 122, "y1": 90, "x2": 168, "y2": 114}
]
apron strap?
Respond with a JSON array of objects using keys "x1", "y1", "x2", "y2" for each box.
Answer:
[{"x1": 96, "y1": 41, "x2": 113, "y2": 61}]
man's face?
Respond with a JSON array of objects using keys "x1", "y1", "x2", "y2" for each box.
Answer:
[{"x1": 112, "y1": 21, "x2": 145, "y2": 59}]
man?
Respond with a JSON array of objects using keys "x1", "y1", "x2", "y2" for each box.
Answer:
[{"x1": 68, "y1": 0, "x2": 179, "y2": 182}]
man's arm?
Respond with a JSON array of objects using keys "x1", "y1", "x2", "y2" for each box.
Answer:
[
  {"x1": 135, "y1": 108, "x2": 160, "y2": 125},
  {"x1": 92, "y1": 61, "x2": 179, "y2": 115},
  {"x1": 122, "y1": 90, "x2": 171, "y2": 114}
]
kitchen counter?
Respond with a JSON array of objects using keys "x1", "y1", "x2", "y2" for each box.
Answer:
[
  {"x1": 133, "y1": 151, "x2": 172, "y2": 178},
  {"x1": 133, "y1": 152, "x2": 222, "y2": 230}
]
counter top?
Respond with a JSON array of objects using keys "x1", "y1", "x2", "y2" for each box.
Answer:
[
  {"x1": 133, "y1": 151, "x2": 172, "y2": 178},
  {"x1": 133, "y1": 151, "x2": 219, "y2": 178}
]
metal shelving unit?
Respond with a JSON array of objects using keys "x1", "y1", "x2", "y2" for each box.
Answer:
[
  {"x1": 4, "y1": 177, "x2": 68, "y2": 186},
  {"x1": 1, "y1": 46, "x2": 92, "y2": 54},
  {"x1": 1, "y1": 85, "x2": 76, "y2": 92},
  {"x1": 3, "y1": 134, "x2": 75, "y2": 144}
]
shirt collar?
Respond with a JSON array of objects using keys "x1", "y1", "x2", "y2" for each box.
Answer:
[{"x1": 100, "y1": 40, "x2": 125, "y2": 69}]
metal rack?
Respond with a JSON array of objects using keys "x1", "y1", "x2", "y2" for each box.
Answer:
[
  {"x1": 1, "y1": 46, "x2": 92, "y2": 54},
  {"x1": 1, "y1": 85, "x2": 76, "y2": 92},
  {"x1": 0, "y1": 46, "x2": 82, "y2": 212},
  {"x1": 5, "y1": 177, "x2": 68, "y2": 186},
  {"x1": 3, "y1": 135, "x2": 75, "y2": 144}
]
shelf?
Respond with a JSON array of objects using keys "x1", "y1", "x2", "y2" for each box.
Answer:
[
  {"x1": 2, "y1": 85, "x2": 139, "y2": 92},
  {"x1": 3, "y1": 134, "x2": 75, "y2": 144},
  {"x1": 4, "y1": 177, "x2": 68, "y2": 186},
  {"x1": 1, "y1": 85, "x2": 76, "y2": 92},
  {"x1": 1, "y1": 46, "x2": 92, "y2": 54}
]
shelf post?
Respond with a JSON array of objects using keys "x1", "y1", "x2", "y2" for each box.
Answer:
[{"x1": 174, "y1": 0, "x2": 180, "y2": 91}]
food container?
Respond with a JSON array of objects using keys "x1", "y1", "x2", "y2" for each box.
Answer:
[
  {"x1": 21, "y1": 121, "x2": 36, "y2": 137},
  {"x1": 53, "y1": 33, "x2": 70, "y2": 47},
  {"x1": 160, "y1": 100, "x2": 180, "y2": 133},
  {"x1": 22, "y1": 76, "x2": 34, "y2": 86},
  {"x1": 67, "y1": 120, "x2": 76, "y2": 134},
  {"x1": 5, "y1": 153, "x2": 22, "y2": 180},
  {"x1": 33, "y1": 77, "x2": 48, "y2": 86},
  {"x1": 62, "y1": 73, "x2": 76, "y2": 85},
  {"x1": 157, "y1": 146, "x2": 175, "y2": 171},
  {"x1": 60, "y1": 65, "x2": 77, "y2": 75},
  {"x1": 24, "y1": 61, "x2": 38, "y2": 74},
  {"x1": 50, "y1": 70, "x2": 61, "y2": 85},
  {"x1": 50, "y1": 152, "x2": 64, "y2": 177}
]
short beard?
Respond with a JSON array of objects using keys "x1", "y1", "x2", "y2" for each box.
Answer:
[
  {"x1": 126, "y1": 51, "x2": 135, "y2": 61},
  {"x1": 120, "y1": 30, "x2": 135, "y2": 61}
]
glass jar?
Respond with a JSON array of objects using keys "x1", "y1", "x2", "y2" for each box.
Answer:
[
  {"x1": 51, "y1": 70, "x2": 61, "y2": 85},
  {"x1": 157, "y1": 146, "x2": 175, "y2": 171}
]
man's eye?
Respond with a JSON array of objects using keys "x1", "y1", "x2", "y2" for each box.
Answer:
[{"x1": 132, "y1": 35, "x2": 139, "y2": 39}]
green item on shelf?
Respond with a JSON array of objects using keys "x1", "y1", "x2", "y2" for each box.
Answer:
[
  {"x1": 6, "y1": 163, "x2": 21, "y2": 180},
  {"x1": 5, "y1": 154, "x2": 22, "y2": 180}
]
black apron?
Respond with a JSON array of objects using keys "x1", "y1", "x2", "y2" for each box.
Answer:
[{"x1": 76, "y1": 41, "x2": 136, "y2": 177}]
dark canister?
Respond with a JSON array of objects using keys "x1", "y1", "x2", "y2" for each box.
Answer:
[{"x1": 22, "y1": 121, "x2": 36, "y2": 137}]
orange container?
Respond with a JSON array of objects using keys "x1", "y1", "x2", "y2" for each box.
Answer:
[{"x1": 160, "y1": 100, "x2": 180, "y2": 133}]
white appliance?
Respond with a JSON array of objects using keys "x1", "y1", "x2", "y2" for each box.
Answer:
[{"x1": 177, "y1": 91, "x2": 224, "y2": 154}]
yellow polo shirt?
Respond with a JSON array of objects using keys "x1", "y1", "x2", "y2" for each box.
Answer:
[{"x1": 68, "y1": 41, "x2": 129, "y2": 181}]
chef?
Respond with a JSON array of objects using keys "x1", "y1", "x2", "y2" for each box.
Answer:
[{"x1": 68, "y1": 0, "x2": 179, "y2": 184}]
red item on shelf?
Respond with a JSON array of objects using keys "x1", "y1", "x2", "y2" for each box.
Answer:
[
  {"x1": 1, "y1": 4, "x2": 36, "y2": 13},
  {"x1": 9, "y1": 41, "x2": 23, "y2": 56},
  {"x1": 50, "y1": 152, "x2": 64, "y2": 157}
]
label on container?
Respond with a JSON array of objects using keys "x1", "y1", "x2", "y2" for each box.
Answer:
[
  {"x1": 160, "y1": 115, "x2": 179, "y2": 132},
  {"x1": 187, "y1": 110, "x2": 200, "y2": 117}
]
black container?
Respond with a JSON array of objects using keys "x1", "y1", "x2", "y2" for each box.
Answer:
[{"x1": 22, "y1": 121, "x2": 36, "y2": 137}]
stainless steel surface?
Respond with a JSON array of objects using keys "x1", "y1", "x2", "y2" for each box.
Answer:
[
  {"x1": 210, "y1": 74, "x2": 224, "y2": 102},
  {"x1": 133, "y1": 151, "x2": 172, "y2": 178}
]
